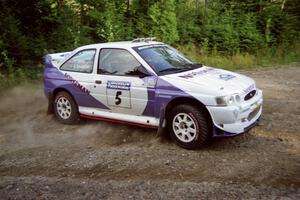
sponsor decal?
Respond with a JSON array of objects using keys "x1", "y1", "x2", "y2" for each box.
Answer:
[
  {"x1": 138, "y1": 45, "x2": 152, "y2": 50},
  {"x1": 179, "y1": 68, "x2": 214, "y2": 79},
  {"x1": 106, "y1": 81, "x2": 131, "y2": 108},
  {"x1": 107, "y1": 81, "x2": 131, "y2": 90},
  {"x1": 137, "y1": 44, "x2": 164, "y2": 50},
  {"x1": 64, "y1": 73, "x2": 90, "y2": 94},
  {"x1": 219, "y1": 74, "x2": 236, "y2": 81},
  {"x1": 243, "y1": 84, "x2": 255, "y2": 94}
]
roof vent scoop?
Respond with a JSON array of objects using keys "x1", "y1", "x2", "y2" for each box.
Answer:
[{"x1": 132, "y1": 37, "x2": 157, "y2": 43}]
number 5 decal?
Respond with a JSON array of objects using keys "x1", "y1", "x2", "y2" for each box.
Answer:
[
  {"x1": 107, "y1": 81, "x2": 131, "y2": 108},
  {"x1": 115, "y1": 91, "x2": 122, "y2": 105}
]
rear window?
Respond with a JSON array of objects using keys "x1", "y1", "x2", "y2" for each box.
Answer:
[{"x1": 60, "y1": 49, "x2": 96, "y2": 73}]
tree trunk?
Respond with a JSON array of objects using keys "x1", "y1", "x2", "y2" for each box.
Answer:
[
  {"x1": 281, "y1": 0, "x2": 286, "y2": 11},
  {"x1": 204, "y1": 0, "x2": 208, "y2": 20},
  {"x1": 79, "y1": 1, "x2": 84, "y2": 42}
]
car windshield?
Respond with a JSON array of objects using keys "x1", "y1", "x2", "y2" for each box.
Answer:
[{"x1": 133, "y1": 45, "x2": 202, "y2": 75}]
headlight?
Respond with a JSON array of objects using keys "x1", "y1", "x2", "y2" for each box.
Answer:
[
  {"x1": 235, "y1": 94, "x2": 241, "y2": 103},
  {"x1": 216, "y1": 94, "x2": 242, "y2": 106}
]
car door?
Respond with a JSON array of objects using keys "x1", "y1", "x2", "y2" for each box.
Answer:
[
  {"x1": 59, "y1": 49, "x2": 98, "y2": 107},
  {"x1": 89, "y1": 48, "x2": 156, "y2": 116}
]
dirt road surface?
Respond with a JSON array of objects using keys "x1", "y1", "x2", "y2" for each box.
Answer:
[{"x1": 0, "y1": 66, "x2": 299, "y2": 199}]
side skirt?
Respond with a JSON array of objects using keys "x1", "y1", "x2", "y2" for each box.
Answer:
[
  {"x1": 80, "y1": 114, "x2": 158, "y2": 129},
  {"x1": 78, "y1": 106, "x2": 159, "y2": 129}
]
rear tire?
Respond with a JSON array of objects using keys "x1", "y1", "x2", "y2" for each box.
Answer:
[
  {"x1": 168, "y1": 104, "x2": 210, "y2": 149},
  {"x1": 54, "y1": 91, "x2": 80, "y2": 124}
]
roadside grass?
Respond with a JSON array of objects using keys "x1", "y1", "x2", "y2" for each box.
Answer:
[
  {"x1": 0, "y1": 67, "x2": 42, "y2": 92},
  {"x1": 178, "y1": 43, "x2": 300, "y2": 70}
]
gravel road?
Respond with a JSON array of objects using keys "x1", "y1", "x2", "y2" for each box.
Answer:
[{"x1": 0, "y1": 66, "x2": 299, "y2": 199}]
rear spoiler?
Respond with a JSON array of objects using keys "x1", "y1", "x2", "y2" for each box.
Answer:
[{"x1": 47, "y1": 51, "x2": 72, "y2": 66}]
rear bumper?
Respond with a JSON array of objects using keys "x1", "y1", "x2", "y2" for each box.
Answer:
[{"x1": 207, "y1": 89, "x2": 263, "y2": 137}]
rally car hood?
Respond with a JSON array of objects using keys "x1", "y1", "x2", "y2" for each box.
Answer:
[{"x1": 161, "y1": 66, "x2": 256, "y2": 96}]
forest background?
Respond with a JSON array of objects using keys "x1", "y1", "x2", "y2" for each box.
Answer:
[{"x1": 0, "y1": 0, "x2": 299, "y2": 90}]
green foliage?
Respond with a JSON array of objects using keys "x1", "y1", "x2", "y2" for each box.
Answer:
[
  {"x1": 89, "y1": 1, "x2": 130, "y2": 42},
  {"x1": 0, "y1": 51, "x2": 14, "y2": 74},
  {"x1": 0, "y1": 0, "x2": 300, "y2": 90},
  {"x1": 237, "y1": 13, "x2": 265, "y2": 52},
  {"x1": 179, "y1": 42, "x2": 300, "y2": 70},
  {"x1": 175, "y1": 0, "x2": 200, "y2": 44},
  {"x1": 203, "y1": 9, "x2": 240, "y2": 54},
  {"x1": 148, "y1": 0, "x2": 179, "y2": 44}
]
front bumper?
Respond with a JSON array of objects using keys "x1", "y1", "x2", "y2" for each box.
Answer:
[{"x1": 207, "y1": 89, "x2": 263, "y2": 137}]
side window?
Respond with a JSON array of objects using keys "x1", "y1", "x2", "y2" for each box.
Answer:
[
  {"x1": 61, "y1": 49, "x2": 96, "y2": 73},
  {"x1": 99, "y1": 49, "x2": 142, "y2": 76}
]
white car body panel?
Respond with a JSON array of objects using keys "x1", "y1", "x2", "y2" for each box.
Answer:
[{"x1": 79, "y1": 106, "x2": 159, "y2": 127}]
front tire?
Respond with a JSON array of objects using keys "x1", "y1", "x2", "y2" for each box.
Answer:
[
  {"x1": 54, "y1": 91, "x2": 80, "y2": 124},
  {"x1": 168, "y1": 104, "x2": 210, "y2": 149}
]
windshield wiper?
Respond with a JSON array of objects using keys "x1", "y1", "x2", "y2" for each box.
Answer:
[
  {"x1": 158, "y1": 64, "x2": 203, "y2": 74},
  {"x1": 159, "y1": 68, "x2": 187, "y2": 73},
  {"x1": 184, "y1": 63, "x2": 203, "y2": 69}
]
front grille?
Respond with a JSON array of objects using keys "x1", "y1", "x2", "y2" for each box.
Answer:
[{"x1": 244, "y1": 90, "x2": 256, "y2": 101}]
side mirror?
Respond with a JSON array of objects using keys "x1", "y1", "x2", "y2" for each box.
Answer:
[{"x1": 137, "y1": 65, "x2": 151, "y2": 78}]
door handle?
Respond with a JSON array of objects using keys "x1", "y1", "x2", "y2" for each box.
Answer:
[{"x1": 95, "y1": 80, "x2": 102, "y2": 84}]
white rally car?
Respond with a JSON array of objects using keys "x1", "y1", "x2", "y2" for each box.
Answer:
[{"x1": 44, "y1": 38, "x2": 263, "y2": 149}]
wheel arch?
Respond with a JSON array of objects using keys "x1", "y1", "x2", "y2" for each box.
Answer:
[
  {"x1": 47, "y1": 87, "x2": 78, "y2": 114},
  {"x1": 164, "y1": 97, "x2": 213, "y2": 133}
]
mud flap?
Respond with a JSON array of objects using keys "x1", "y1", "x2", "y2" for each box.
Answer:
[
  {"x1": 156, "y1": 107, "x2": 167, "y2": 137},
  {"x1": 47, "y1": 93, "x2": 54, "y2": 114},
  {"x1": 157, "y1": 126, "x2": 167, "y2": 136}
]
